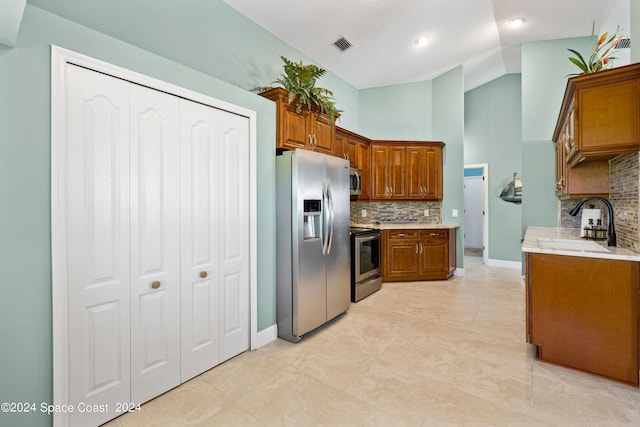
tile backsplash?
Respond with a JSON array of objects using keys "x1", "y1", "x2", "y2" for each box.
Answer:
[
  {"x1": 559, "y1": 152, "x2": 640, "y2": 252},
  {"x1": 609, "y1": 152, "x2": 639, "y2": 252},
  {"x1": 351, "y1": 201, "x2": 442, "y2": 224}
]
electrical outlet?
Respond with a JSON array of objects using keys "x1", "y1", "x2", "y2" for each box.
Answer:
[
  {"x1": 452, "y1": 209, "x2": 459, "y2": 217},
  {"x1": 424, "y1": 209, "x2": 429, "y2": 217},
  {"x1": 362, "y1": 209, "x2": 367, "y2": 218}
]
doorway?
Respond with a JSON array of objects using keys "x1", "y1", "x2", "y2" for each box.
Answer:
[{"x1": 464, "y1": 164, "x2": 488, "y2": 264}]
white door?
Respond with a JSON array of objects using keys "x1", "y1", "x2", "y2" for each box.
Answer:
[
  {"x1": 65, "y1": 65, "x2": 131, "y2": 427},
  {"x1": 464, "y1": 176, "x2": 484, "y2": 249},
  {"x1": 129, "y1": 84, "x2": 181, "y2": 403},
  {"x1": 179, "y1": 99, "x2": 221, "y2": 381},
  {"x1": 55, "y1": 52, "x2": 253, "y2": 427},
  {"x1": 219, "y1": 112, "x2": 250, "y2": 362}
]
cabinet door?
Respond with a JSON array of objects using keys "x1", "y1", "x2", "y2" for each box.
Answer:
[
  {"x1": 357, "y1": 142, "x2": 371, "y2": 200},
  {"x1": 312, "y1": 113, "x2": 335, "y2": 155},
  {"x1": 388, "y1": 146, "x2": 406, "y2": 198},
  {"x1": 422, "y1": 147, "x2": 442, "y2": 200},
  {"x1": 555, "y1": 140, "x2": 566, "y2": 197},
  {"x1": 581, "y1": 81, "x2": 639, "y2": 150},
  {"x1": 130, "y1": 84, "x2": 181, "y2": 404},
  {"x1": 282, "y1": 104, "x2": 311, "y2": 150},
  {"x1": 419, "y1": 232, "x2": 449, "y2": 279},
  {"x1": 66, "y1": 64, "x2": 131, "y2": 427},
  {"x1": 383, "y1": 230, "x2": 420, "y2": 281},
  {"x1": 345, "y1": 137, "x2": 359, "y2": 167},
  {"x1": 179, "y1": 99, "x2": 221, "y2": 382},
  {"x1": 406, "y1": 147, "x2": 423, "y2": 199},
  {"x1": 371, "y1": 145, "x2": 390, "y2": 199}
]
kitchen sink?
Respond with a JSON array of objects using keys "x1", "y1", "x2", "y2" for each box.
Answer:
[{"x1": 536, "y1": 237, "x2": 610, "y2": 253}]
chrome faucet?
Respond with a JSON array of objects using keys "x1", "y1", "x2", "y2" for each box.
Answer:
[{"x1": 568, "y1": 197, "x2": 616, "y2": 247}]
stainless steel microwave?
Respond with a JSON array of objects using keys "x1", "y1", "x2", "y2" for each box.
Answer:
[{"x1": 349, "y1": 167, "x2": 362, "y2": 196}]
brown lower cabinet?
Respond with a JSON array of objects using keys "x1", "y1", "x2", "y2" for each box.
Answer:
[
  {"x1": 382, "y1": 228, "x2": 456, "y2": 281},
  {"x1": 525, "y1": 252, "x2": 639, "y2": 386}
]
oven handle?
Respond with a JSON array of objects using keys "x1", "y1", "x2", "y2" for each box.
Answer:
[{"x1": 356, "y1": 233, "x2": 381, "y2": 243}]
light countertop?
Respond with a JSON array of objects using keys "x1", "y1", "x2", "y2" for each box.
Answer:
[
  {"x1": 522, "y1": 227, "x2": 640, "y2": 261},
  {"x1": 351, "y1": 222, "x2": 459, "y2": 230}
]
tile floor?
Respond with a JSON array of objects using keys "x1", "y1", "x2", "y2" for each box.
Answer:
[{"x1": 106, "y1": 256, "x2": 640, "y2": 426}]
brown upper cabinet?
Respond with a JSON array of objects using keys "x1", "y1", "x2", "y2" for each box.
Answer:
[
  {"x1": 260, "y1": 87, "x2": 335, "y2": 155},
  {"x1": 371, "y1": 141, "x2": 444, "y2": 201},
  {"x1": 553, "y1": 63, "x2": 640, "y2": 167},
  {"x1": 335, "y1": 127, "x2": 372, "y2": 200},
  {"x1": 554, "y1": 107, "x2": 609, "y2": 199}
]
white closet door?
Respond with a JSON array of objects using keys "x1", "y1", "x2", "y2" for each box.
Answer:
[
  {"x1": 219, "y1": 112, "x2": 250, "y2": 362},
  {"x1": 129, "y1": 84, "x2": 181, "y2": 403},
  {"x1": 65, "y1": 64, "x2": 131, "y2": 427},
  {"x1": 179, "y1": 99, "x2": 221, "y2": 381}
]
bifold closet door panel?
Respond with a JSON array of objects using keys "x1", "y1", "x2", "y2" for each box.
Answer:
[
  {"x1": 179, "y1": 99, "x2": 221, "y2": 382},
  {"x1": 219, "y1": 112, "x2": 251, "y2": 362},
  {"x1": 65, "y1": 64, "x2": 132, "y2": 426},
  {"x1": 129, "y1": 83, "x2": 181, "y2": 403}
]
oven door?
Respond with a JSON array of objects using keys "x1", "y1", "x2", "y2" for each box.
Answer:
[{"x1": 354, "y1": 232, "x2": 381, "y2": 283}]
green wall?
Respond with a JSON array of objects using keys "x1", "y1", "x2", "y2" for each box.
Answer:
[
  {"x1": 28, "y1": 0, "x2": 361, "y2": 131},
  {"x1": 358, "y1": 81, "x2": 432, "y2": 139},
  {"x1": 433, "y1": 67, "x2": 465, "y2": 268},
  {"x1": 633, "y1": 0, "x2": 640, "y2": 63},
  {"x1": 520, "y1": 37, "x2": 592, "y2": 235},
  {"x1": 464, "y1": 74, "x2": 523, "y2": 262},
  {"x1": 0, "y1": 4, "x2": 285, "y2": 426},
  {"x1": 354, "y1": 71, "x2": 466, "y2": 269}
]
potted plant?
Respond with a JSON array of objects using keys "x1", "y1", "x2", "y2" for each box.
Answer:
[
  {"x1": 567, "y1": 25, "x2": 622, "y2": 76},
  {"x1": 263, "y1": 56, "x2": 341, "y2": 126}
]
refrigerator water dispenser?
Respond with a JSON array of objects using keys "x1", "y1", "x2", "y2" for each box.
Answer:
[{"x1": 303, "y1": 199, "x2": 321, "y2": 240}]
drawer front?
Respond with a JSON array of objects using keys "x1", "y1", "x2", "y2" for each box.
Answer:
[
  {"x1": 387, "y1": 230, "x2": 419, "y2": 240},
  {"x1": 420, "y1": 229, "x2": 448, "y2": 240}
]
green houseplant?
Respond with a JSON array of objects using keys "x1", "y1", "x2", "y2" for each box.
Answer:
[
  {"x1": 568, "y1": 25, "x2": 622, "y2": 76},
  {"x1": 268, "y1": 56, "x2": 341, "y2": 126}
]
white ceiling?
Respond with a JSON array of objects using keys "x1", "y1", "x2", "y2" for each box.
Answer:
[{"x1": 222, "y1": 0, "x2": 629, "y2": 91}]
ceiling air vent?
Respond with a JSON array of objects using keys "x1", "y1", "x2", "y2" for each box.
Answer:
[
  {"x1": 615, "y1": 37, "x2": 631, "y2": 49},
  {"x1": 333, "y1": 36, "x2": 352, "y2": 52}
]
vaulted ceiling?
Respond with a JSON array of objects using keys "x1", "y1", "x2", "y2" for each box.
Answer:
[
  {"x1": 23, "y1": 0, "x2": 630, "y2": 91},
  {"x1": 222, "y1": 0, "x2": 629, "y2": 90}
]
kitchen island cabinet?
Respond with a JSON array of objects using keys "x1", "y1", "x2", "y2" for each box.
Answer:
[
  {"x1": 382, "y1": 227, "x2": 456, "y2": 281},
  {"x1": 522, "y1": 227, "x2": 640, "y2": 386}
]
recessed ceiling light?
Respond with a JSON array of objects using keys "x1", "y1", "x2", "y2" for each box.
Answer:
[
  {"x1": 414, "y1": 35, "x2": 430, "y2": 47},
  {"x1": 507, "y1": 17, "x2": 526, "y2": 27}
]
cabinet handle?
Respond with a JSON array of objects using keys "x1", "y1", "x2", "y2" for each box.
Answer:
[
  {"x1": 200, "y1": 271, "x2": 208, "y2": 278},
  {"x1": 397, "y1": 233, "x2": 406, "y2": 237},
  {"x1": 308, "y1": 134, "x2": 312, "y2": 147},
  {"x1": 416, "y1": 243, "x2": 419, "y2": 254},
  {"x1": 420, "y1": 243, "x2": 423, "y2": 254},
  {"x1": 151, "y1": 281, "x2": 161, "y2": 289},
  {"x1": 313, "y1": 135, "x2": 318, "y2": 148}
]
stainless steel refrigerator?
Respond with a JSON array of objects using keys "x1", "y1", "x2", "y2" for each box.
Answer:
[{"x1": 276, "y1": 149, "x2": 350, "y2": 342}]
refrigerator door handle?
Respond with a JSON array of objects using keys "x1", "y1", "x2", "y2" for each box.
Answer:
[
  {"x1": 321, "y1": 181, "x2": 328, "y2": 255},
  {"x1": 326, "y1": 182, "x2": 335, "y2": 254}
]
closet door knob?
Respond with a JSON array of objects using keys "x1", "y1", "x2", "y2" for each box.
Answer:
[
  {"x1": 200, "y1": 271, "x2": 208, "y2": 278},
  {"x1": 151, "y1": 281, "x2": 161, "y2": 289}
]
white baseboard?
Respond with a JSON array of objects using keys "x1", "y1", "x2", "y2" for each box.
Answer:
[
  {"x1": 453, "y1": 268, "x2": 465, "y2": 276},
  {"x1": 252, "y1": 323, "x2": 278, "y2": 349},
  {"x1": 487, "y1": 259, "x2": 522, "y2": 270}
]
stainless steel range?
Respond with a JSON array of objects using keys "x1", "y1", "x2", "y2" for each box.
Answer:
[{"x1": 349, "y1": 227, "x2": 382, "y2": 302}]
